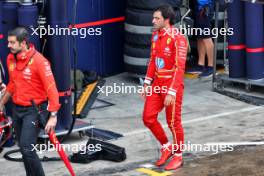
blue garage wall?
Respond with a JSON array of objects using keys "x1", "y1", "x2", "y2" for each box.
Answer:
[
  {"x1": 1, "y1": 2, "x2": 18, "y2": 83},
  {"x1": 0, "y1": 1, "x2": 3, "y2": 64},
  {"x1": 68, "y1": 0, "x2": 125, "y2": 76}
]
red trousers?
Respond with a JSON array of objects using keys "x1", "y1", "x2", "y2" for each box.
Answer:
[{"x1": 143, "y1": 79, "x2": 184, "y2": 154}]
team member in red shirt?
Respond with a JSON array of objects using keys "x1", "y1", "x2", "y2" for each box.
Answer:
[
  {"x1": 0, "y1": 27, "x2": 61, "y2": 176},
  {"x1": 141, "y1": 5, "x2": 188, "y2": 170}
]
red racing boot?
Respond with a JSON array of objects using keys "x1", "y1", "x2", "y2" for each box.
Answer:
[
  {"x1": 164, "y1": 154, "x2": 183, "y2": 170},
  {"x1": 155, "y1": 143, "x2": 173, "y2": 167}
]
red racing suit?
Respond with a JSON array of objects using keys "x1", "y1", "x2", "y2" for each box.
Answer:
[
  {"x1": 6, "y1": 44, "x2": 61, "y2": 112},
  {"x1": 143, "y1": 27, "x2": 188, "y2": 153}
]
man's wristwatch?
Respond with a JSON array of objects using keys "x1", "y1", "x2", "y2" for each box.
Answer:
[{"x1": 50, "y1": 111, "x2": 58, "y2": 117}]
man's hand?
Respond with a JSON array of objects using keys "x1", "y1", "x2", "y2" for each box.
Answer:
[
  {"x1": 0, "y1": 83, "x2": 6, "y2": 93},
  {"x1": 164, "y1": 94, "x2": 175, "y2": 106},
  {"x1": 140, "y1": 84, "x2": 151, "y2": 100},
  {"x1": 0, "y1": 83, "x2": 7, "y2": 112},
  {"x1": 45, "y1": 116, "x2": 57, "y2": 133},
  {"x1": 0, "y1": 91, "x2": 11, "y2": 112}
]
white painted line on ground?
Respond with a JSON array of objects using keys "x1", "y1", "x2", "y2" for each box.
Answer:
[
  {"x1": 206, "y1": 142, "x2": 264, "y2": 146},
  {"x1": 123, "y1": 106, "x2": 263, "y2": 137},
  {"x1": 139, "y1": 163, "x2": 155, "y2": 169}
]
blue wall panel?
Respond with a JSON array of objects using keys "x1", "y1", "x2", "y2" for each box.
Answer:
[{"x1": 68, "y1": 0, "x2": 125, "y2": 76}]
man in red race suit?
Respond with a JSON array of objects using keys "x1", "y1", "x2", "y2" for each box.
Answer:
[{"x1": 141, "y1": 5, "x2": 188, "y2": 170}]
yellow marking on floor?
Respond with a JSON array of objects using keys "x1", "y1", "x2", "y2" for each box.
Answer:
[
  {"x1": 74, "y1": 81, "x2": 98, "y2": 115},
  {"x1": 184, "y1": 68, "x2": 226, "y2": 79},
  {"x1": 184, "y1": 73, "x2": 198, "y2": 79},
  {"x1": 217, "y1": 68, "x2": 225, "y2": 74},
  {"x1": 136, "y1": 168, "x2": 172, "y2": 176}
]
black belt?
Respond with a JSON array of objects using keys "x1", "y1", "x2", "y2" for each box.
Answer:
[{"x1": 14, "y1": 101, "x2": 47, "y2": 109}]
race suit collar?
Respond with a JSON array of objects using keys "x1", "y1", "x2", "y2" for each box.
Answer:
[{"x1": 158, "y1": 25, "x2": 174, "y2": 38}]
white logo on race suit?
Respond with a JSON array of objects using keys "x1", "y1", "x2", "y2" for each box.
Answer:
[
  {"x1": 164, "y1": 47, "x2": 170, "y2": 52},
  {"x1": 164, "y1": 46, "x2": 172, "y2": 56},
  {"x1": 155, "y1": 57, "x2": 165, "y2": 69},
  {"x1": 44, "y1": 65, "x2": 52, "y2": 77},
  {"x1": 178, "y1": 39, "x2": 187, "y2": 60}
]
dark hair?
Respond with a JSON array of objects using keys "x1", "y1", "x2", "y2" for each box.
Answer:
[
  {"x1": 8, "y1": 27, "x2": 29, "y2": 44},
  {"x1": 155, "y1": 5, "x2": 176, "y2": 25}
]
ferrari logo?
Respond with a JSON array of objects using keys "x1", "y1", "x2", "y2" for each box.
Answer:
[
  {"x1": 167, "y1": 38, "x2": 171, "y2": 45},
  {"x1": 28, "y1": 58, "x2": 34, "y2": 65}
]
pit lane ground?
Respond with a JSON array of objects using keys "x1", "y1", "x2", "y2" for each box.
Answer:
[{"x1": 1, "y1": 73, "x2": 264, "y2": 176}]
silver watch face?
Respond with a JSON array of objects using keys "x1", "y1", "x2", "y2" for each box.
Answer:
[{"x1": 51, "y1": 112, "x2": 57, "y2": 116}]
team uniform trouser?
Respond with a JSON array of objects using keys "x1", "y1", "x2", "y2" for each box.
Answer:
[
  {"x1": 12, "y1": 105, "x2": 45, "y2": 176},
  {"x1": 143, "y1": 79, "x2": 184, "y2": 154}
]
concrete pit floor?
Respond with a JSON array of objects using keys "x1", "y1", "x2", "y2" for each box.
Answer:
[{"x1": 1, "y1": 73, "x2": 264, "y2": 176}]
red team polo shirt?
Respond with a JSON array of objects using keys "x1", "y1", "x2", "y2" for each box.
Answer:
[{"x1": 6, "y1": 44, "x2": 61, "y2": 112}]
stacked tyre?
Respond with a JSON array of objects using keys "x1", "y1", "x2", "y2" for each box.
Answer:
[{"x1": 124, "y1": 0, "x2": 182, "y2": 76}]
